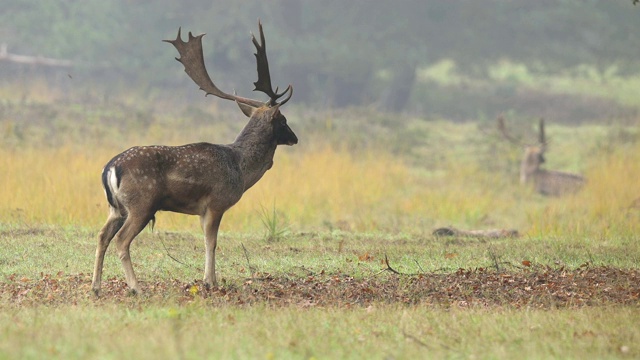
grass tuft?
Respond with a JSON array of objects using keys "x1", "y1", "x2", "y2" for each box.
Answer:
[{"x1": 258, "y1": 201, "x2": 290, "y2": 242}]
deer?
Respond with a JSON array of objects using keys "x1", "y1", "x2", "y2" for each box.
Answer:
[
  {"x1": 91, "y1": 21, "x2": 297, "y2": 296},
  {"x1": 497, "y1": 115, "x2": 585, "y2": 197}
]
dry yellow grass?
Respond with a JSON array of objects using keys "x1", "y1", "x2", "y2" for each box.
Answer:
[
  {"x1": 0, "y1": 144, "x2": 428, "y2": 232},
  {"x1": 0, "y1": 146, "x2": 105, "y2": 226},
  {"x1": 1, "y1": 132, "x2": 638, "y2": 237}
]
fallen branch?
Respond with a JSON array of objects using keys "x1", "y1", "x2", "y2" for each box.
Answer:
[
  {"x1": 433, "y1": 226, "x2": 519, "y2": 239},
  {"x1": 0, "y1": 43, "x2": 74, "y2": 67}
]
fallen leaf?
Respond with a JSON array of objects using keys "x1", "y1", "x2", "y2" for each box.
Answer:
[
  {"x1": 189, "y1": 284, "x2": 199, "y2": 295},
  {"x1": 358, "y1": 253, "x2": 374, "y2": 262}
]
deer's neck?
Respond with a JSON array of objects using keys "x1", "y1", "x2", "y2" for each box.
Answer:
[
  {"x1": 231, "y1": 125, "x2": 277, "y2": 191},
  {"x1": 520, "y1": 155, "x2": 541, "y2": 185}
]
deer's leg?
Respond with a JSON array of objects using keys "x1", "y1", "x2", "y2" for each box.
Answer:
[
  {"x1": 113, "y1": 213, "x2": 151, "y2": 294},
  {"x1": 92, "y1": 208, "x2": 126, "y2": 296},
  {"x1": 201, "y1": 210, "x2": 224, "y2": 289}
]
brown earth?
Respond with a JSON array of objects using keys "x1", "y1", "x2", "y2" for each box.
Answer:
[{"x1": 2, "y1": 264, "x2": 638, "y2": 308}]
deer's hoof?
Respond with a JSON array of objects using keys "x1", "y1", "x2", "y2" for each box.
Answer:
[
  {"x1": 127, "y1": 288, "x2": 139, "y2": 296},
  {"x1": 202, "y1": 282, "x2": 218, "y2": 291}
]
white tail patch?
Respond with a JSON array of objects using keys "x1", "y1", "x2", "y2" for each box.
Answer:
[
  {"x1": 103, "y1": 166, "x2": 120, "y2": 205},
  {"x1": 108, "y1": 167, "x2": 119, "y2": 192}
]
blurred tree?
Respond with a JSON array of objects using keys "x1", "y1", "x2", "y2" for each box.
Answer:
[{"x1": 1, "y1": 0, "x2": 639, "y2": 108}]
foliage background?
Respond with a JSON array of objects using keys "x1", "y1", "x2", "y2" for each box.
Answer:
[{"x1": 1, "y1": 1, "x2": 639, "y2": 118}]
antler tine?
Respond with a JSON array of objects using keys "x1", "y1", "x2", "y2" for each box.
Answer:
[
  {"x1": 497, "y1": 114, "x2": 520, "y2": 145},
  {"x1": 251, "y1": 20, "x2": 289, "y2": 106},
  {"x1": 164, "y1": 28, "x2": 264, "y2": 108},
  {"x1": 277, "y1": 84, "x2": 293, "y2": 107},
  {"x1": 538, "y1": 118, "x2": 547, "y2": 150}
]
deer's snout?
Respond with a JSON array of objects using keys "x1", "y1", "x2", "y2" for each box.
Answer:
[
  {"x1": 279, "y1": 123, "x2": 298, "y2": 146},
  {"x1": 287, "y1": 132, "x2": 298, "y2": 146}
]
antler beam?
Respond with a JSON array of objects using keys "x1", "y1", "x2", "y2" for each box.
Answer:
[
  {"x1": 164, "y1": 21, "x2": 292, "y2": 108},
  {"x1": 163, "y1": 29, "x2": 264, "y2": 107}
]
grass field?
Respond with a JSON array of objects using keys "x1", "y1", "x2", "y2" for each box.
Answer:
[
  {"x1": 1, "y1": 72, "x2": 640, "y2": 358},
  {"x1": 0, "y1": 225, "x2": 638, "y2": 359}
]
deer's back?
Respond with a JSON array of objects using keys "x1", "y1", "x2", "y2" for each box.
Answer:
[
  {"x1": 103, "y1": 143, "x2": 244, "y2": 215},
  {"x1": 535, "y1": 169, "x2": 585, "y2": 197}
]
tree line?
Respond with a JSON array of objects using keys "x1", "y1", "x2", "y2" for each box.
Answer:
[{"x1": 1, "y1": 0, "x2": 638, "y2": 110}]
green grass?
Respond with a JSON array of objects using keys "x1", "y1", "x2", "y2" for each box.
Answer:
[
  {"x1": 1, "y1": 225, "x2": 638, "y2": 285},
  {"x1": 0, "y1": 304, "x2": 638, "y2": 359},
  {"x1": 0, "y1": 225, "x2": 639, "y2": 359}
]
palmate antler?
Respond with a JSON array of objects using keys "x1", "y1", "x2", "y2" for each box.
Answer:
[
  {"x1": 251, "y1": 22, "x2": 291, "y2": 106},
  {"x1": 497, "y1": 114, "x2": 520, "y2": 145},
  {"x1": 497, "y1": 114, "x2": 548, "y2": 150},
  {"x1": 164, "y1": 20, "x2": 292, "y2": 108}
]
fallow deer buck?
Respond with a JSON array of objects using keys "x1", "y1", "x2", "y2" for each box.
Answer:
[
  {"x1": 497, "y1": 115, "x2": 585, "y2": 197},
  {"x1": 91, "y1": 21, "x2": 297, "y2": 295}
]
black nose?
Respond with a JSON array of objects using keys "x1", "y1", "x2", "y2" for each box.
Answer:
[{"x1": 282, "y1": 123, "x2": 298, "y2": 145}]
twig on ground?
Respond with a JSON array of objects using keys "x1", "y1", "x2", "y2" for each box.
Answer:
[
  {"x1": 241, "y1": 243, "x2": 256, "y2": 278},
  {"x1": 402, "y1": 330, "x2": 431, "y2": 349},
  {"x1": 403, "y1": 330, "x2": 453, "y2": 351},
  {"x1": 487, "y1": 246, "x2": 501, "y2": 272},
  {"x1": 381, "y1": 254, "x2": 425, "y2": 276},
  {"x1": 158, "y1": 233, "x2": 191, "y2": 268},
  {"x1": 384, "y1": 254, "x2": 403, "y2": 275}
]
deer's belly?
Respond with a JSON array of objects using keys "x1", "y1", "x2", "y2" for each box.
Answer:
[{"x1": 157, "y1": 181, "x2": 244, "y2": 215}]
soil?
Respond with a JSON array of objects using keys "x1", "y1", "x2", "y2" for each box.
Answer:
[{"x1": 2, "y1": 264, "x2": 638, "y2": 308}]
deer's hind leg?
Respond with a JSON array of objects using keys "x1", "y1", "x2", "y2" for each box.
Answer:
[
  {"x1": 92, "y1": 207, "x2": 126, "y2": 296},
  {"x1": 113, "y1": 211, "x2": 154, "y2": 294}
]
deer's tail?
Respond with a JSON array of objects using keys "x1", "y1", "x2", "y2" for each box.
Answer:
[{"x1": 101, "y1": 162, "x2": 122, "y2": 209}]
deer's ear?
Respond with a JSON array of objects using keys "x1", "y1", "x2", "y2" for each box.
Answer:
[
  {"x1": 268, "y1": 104, "x2": 282, "y2": 120},
  {"x1": 236, "y1": 101, "x2": 257, "y2": 117}
]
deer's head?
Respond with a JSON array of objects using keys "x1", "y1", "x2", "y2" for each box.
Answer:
[
  {"x1": 498, "y1": 115, "x2": 547, "y2": 184},
  {"x1": 237, "y1": 103, "x2": 298, "y2": 146}
]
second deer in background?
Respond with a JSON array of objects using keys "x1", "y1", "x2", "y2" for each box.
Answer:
[{"x1": 498, "y1": 115, "x2": 585, "y2": 197}]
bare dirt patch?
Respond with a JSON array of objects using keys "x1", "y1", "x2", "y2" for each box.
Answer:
[{"x1": 2, "y1": 264, "x2": 638, "y2": 308}]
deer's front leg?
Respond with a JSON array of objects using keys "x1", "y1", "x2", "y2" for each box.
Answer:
[{"x1": 201, "y1": 210, "x2": 223, "y2": 289}]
